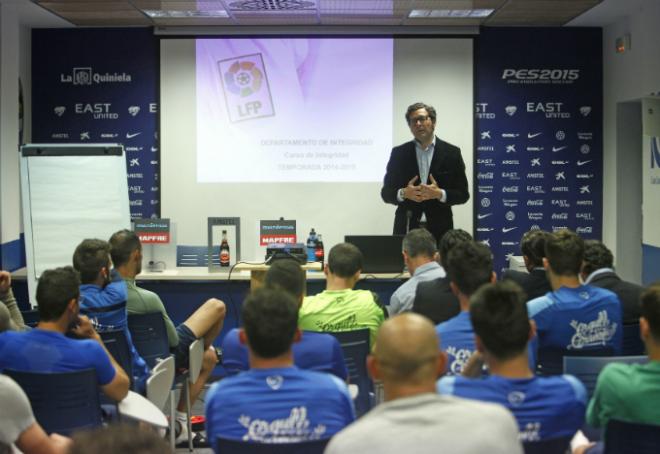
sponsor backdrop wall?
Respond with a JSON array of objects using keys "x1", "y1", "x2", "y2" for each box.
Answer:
[
  {"x1": 31, "y1": 28, "x2": 159, "y2": 220},
  {"x1": 475, "y1": 27, "x2": 603, "y2": 273}
]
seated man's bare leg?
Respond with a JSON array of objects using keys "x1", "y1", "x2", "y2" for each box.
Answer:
[
  {"x1": 177, "y1": 347, "x2": 217, "y2": 413},
  {"x1": 183, "y1": 298, "x2": 226, "y2": 349}
]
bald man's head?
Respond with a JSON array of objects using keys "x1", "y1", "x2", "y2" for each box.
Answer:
[{"x1": 370, "y1": 313, "x2": 444, "y2": 386}]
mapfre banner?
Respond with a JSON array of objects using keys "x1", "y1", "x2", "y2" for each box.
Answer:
[
  {"x1": 31, "y1": 28, "x2": 159, "y2": 219},
  {"x1": 475, "y1": 27, "x2": 603, "y2": 272}
]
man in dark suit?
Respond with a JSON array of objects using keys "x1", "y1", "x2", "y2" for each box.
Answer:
[
  {"x1": 501, "y1": 230, "x2": 552, "y2": 302},
  {"x1": 581, "y1": 240, "x2": 643, "y2": 325},
  {"x1": 381, "y1": 102, "x2": 469, "y2": 244},
  {"x1": 413, "y1": 229, "x2": 472, "y2": 324}
]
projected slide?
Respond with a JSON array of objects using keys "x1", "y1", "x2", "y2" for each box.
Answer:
[{"x1": 196, "y1": 38, "x2": 393, "y2": 183}]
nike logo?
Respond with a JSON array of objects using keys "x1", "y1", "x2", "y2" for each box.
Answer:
[
  {"x1": 477, "y1": 213, "x2": 493, "y2": 219},
  {"x1": 502, "y1": 227, "x2": 518, "y2": 233},
  {"x1": 528, "y1": 132, "x2": 542, "y2": 139},
  {"x1": 552, "y1": 146, "x2": 567, "y2": 152},
  {"x1": 577, "y1": 160, "x2": 592, "y2": 166},
  {"x1": 126, "y1": 132, "x2": 141, "y2": 139}
]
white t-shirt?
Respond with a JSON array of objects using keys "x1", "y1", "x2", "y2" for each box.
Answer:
[{"x1": 0, "y1": 375, "x2": 35, "y2": 452}]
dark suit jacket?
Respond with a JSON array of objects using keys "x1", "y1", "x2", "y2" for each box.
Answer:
[
  {"x1": 381, "y1": 137, "x2": 469, "y2": 242},
  {"x1": 588, "y1": 271, "x2": 643, "y2": 324},
  {"x1": 412, "y1": 277, "x2": 460, "y2": 325},
  {"x1": 502, "y1": 268, "x2": 552, "y2": 302}
]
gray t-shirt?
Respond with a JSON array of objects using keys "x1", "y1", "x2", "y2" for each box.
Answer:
[
  {"x1": 325, "y1": 393, "x2": 522, "y2": 454},
  {"x1": 0, "y1": 375, "x2": 35, "y2": 450}
]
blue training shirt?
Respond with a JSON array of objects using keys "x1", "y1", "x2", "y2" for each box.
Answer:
[
  {"x1": 527, "y1": 285, "x2": 622, "y2": 354},
  {"x1": 436, "y1": 311, "x2": 536, "y2": 375},
  {"x1": 0, "y1": 329, "x2": 116, "y2": 385},
  {"x1": 438, "y1": 374, "x2": 587, "y2": 441},
  {"x1": 221, "y1": 328, "x2": 348, "y2": 380},
  {"x1": 205, "y1": 366, "x2": 355, "y2": 446},
  {"x1": 79, "y1": 269, "x2": 150, "y2": 390}
]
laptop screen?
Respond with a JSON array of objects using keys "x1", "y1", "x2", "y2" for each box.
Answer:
[{"x1": 344, "y1": 235, "x2": 404, "y2": 274}]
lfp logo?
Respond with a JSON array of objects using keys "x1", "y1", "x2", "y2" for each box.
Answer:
[{"x1": 219, "y1": 53, "x2": 275, "y2": 122}]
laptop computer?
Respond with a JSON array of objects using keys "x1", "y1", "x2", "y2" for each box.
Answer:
[{"x1": 344, "y1": 235, "x2": 404, "y2": 274}]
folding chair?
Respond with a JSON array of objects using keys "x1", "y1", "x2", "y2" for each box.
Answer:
[
  {"x1": 20, "y1": 309, "x2": 40, "y2": 328},
  {"x1": 537, "y1": 347, "x2": 614, "y2": 376},
  {"x1": 6, "y1": 368, "x2": 103, "y2": 435},
  {"x1": 327, "y1": 329, "x2": 373, "y2": 416},
  {"x1": 621, "y1": 323, "x2": 645, "y2": 356},
  {"x1": 99, "y1": 329, "x2": 134, "y2": 389},
  {"x1": 563, "y1": 355, "x2": 647, "y2": 399},
  {"x1": 523, "y1": 436, "x2": 572, "y2": 454},
  {"x1": 215, "y1": 437, "x2": 330, "y2": 454},
  {"x1": 604, "y1": 419, "x2": 660, "y2": 453},
  {"x1": 128, "y1": 312, "x2": 203, "y2": 452}
]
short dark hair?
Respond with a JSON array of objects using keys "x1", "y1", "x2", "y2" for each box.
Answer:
[
  {"x1": 582, "y1": 240, "x2": 614, "y2": 276},
  {"x1": 641, "y1": 283, "x2": 660, "y2": 342},
  {"x1": 470, "y1": 281, "x2": 530, "y2": 360},
  {"x1": 109, "y1": 229, "x2": 142, "y2": 268},
  {"x1": 403, "y1": 228, "x2": 437, "y2": 259},
  {"x1": 70, "y1": 423, "x2": 171, "y2": 454},
  {"x1": 446, "y1": 241, "x2": 493, "y2": 296},
  {"x1": 72, "y1": 239, "x2": 111, "y2": 284},
  {"x1": 36, "y1": 266, "x2": 80, "y2": 321},
  {"x1": 545, "y1": 230, "x2": 584, "y2": 276},
  {"x1": 242, "y1": 288, "x2": 299, "y2": 358},
  {"x1": 328, "y1": 243, "x2": 363, "y2": 278},
  {"x1": 405, "y1": 102, "x2": 437, "y2": 125},
  {"x1": 520, "y1": 230, "x2": 551, "y2": 267},
  {"x1": 438, "y1": 229, "x2": 472, "y2": 268},
  {"x1": 264, "y1": 259, "x2": 306, "y2": 300}
]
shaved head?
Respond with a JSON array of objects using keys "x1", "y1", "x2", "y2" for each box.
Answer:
[{"x1": 372, "y1": 313, "x2": 441, "y2": 385}]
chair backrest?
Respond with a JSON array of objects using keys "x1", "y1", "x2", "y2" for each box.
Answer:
[
  {"x1": 127, "y1": 312, "x2": 171, "y2": 368},
  {"x1": 622, "y1": 323, "x2": 645, "y2": 356},
  {"x1": 604, "y1": 419, "x2": 660, "y2": 454},
  {"x1": 99, "y1": 329, "x2": 134, "y2": 382},
  {"x1": 188, "y1": 338, "x2": 204, "y2": 383},
  {"x1": 215, "y1": 437, "x2": 329, "y2": 454},
  {"x1": 563, "y1": 355, "x2": 648, "y2": 399},
  {"x1": 5, "y1": 368, "x2": 103, "y2": 436},
  {"x1": 327, "y1": 329, "x2": 372, "y2": 416},
  {"x1": 523, "y1": 436, "x2": 572, "y2": 454},
  {"x1": 537, "y1": 347, "x2": 614, "y2": 376},
  {"x1": 20, "y1": 309, "x2": 40, "y2": 328}
]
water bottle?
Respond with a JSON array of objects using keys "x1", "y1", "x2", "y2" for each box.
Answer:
[
  {"x1": 314, "y1": 234, "x2": 324, "y2": 265},
  {"x1": 306, "y1": 228, "x2": 317, "y2": 263}
]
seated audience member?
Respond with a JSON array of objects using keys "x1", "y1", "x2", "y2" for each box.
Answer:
[
  {"x1": 435, "y1": 241, "x2": 496, "y2": 375},
  {"x1": 388, "y1": 228, "x2": 445, "y2": 316},
  {"x1": 73, "y1": 239, "x2": 150, "y2": 392},
  {"x1": 586, "y1": 283, "x2": 660, "y2": 429},
  {"x1": 438, "y1": 281, "x2": 587, "y2": 442},
  {"x1": 222, "y1": 259, "x2": 347, "y2": 380},
  {"x1": 298, "y1": 243, "x2": 384, "y2": 348},
  {"x1": 581, "y1": 240, "x2": 643, "y2": 325},
  {"x1": 205, "y1": 288, "x2": 355, "y2": 445},
  {"x1": 0, "y1": 267, "x2": 130, "y2": 402},
  {"x1": 109, "y1": 229, "x2": 226, "y2": 443},
  {"x1": 0, "y1": 375, "x2": 71, "y2": 454},
  {"x1": 502, "y1": 230, "x2": 552, "y2": 301},
  {"x1": 527, "y1": 230, "x2": 622, "y2": 355},
  {"x1": 325, "y1": 313, "x2": 522, "y2": 454},
  {"x1": 0, "y1": 270, "x2": 26, "y2": 331},
  {"x1": 69, "y1": 424, "x2": 171, "y2": 454},
  {"x1": 413, "y1": 229, "x2": 472, "y2": 324}
]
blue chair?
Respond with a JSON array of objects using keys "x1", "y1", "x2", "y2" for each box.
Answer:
[
  {"x1": 327, "y1": 329, "x2": 373, "y2": 416},
  {"x1": 5, "y1": 368, "x2": 103, "y2": 435},
  {"x1": 622, "y1": 323, "x2": 645, "y2": 356},
  {"x1": 537, "y1": 347, "x2": 614, "y2": 376},
  {"x1": 563, "y1": 355, "x2": 647, "y2": 399},
  {"x1": 523, "y1": 436, "x2": 572, "y2": 454},
  {"x1": 604, "y1": 419, "x2": 660, "y2": 453},
  {"x1": 215, "y1": 437, "x2": 329, "y2": 454},
  {"x1": 20, "y1": 309, "x2": 40, "y2": 328},
  {"x1": 99, "y1": 329, "x2": 134, "y2": 387},
  {"x1": 127, "y1": 312, "x2": 171, "y2": 368}
]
